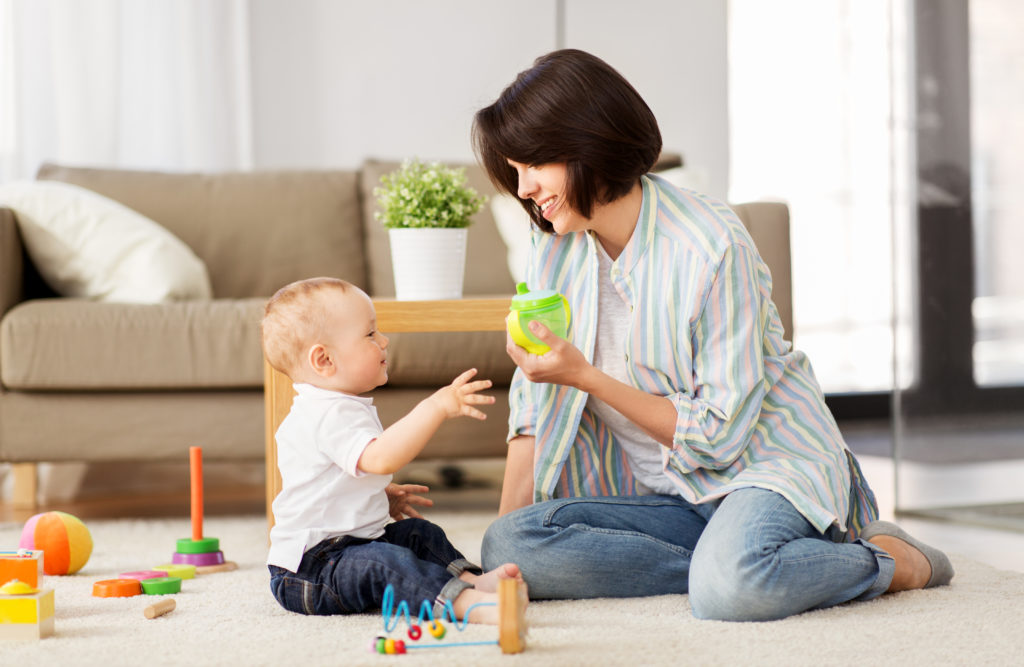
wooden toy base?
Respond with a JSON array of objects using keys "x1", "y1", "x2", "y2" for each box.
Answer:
[
  {"x1": 497, "y1": 578, "x2": 527, "y2": 654},
  {"x1": 0, "y1": 615, "x2": 53, "y2": 640}
]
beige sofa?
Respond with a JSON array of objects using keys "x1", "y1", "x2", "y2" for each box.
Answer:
[{"x1": 0, "y1": 159, "x2": 792, "y2": 508}]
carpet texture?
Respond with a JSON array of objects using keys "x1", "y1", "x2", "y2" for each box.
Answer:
[{"x1": 1, "y1": 512, "x2": 1021, "y2": 666}]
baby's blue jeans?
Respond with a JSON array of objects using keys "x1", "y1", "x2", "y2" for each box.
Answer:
[
  {"x1": 269, "y1": 518, "x2": 478, "y2": 617},
  {"x1": 481, "y1": 487, "x2": 894, "y2": 621}
]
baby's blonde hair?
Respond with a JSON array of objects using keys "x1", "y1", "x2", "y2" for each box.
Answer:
[{"x1": 261, "y1": 277, "x2": 354, "y2": 378}]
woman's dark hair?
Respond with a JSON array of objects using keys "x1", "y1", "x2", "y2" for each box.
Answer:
[{"x1": 472, "y1": 49, "x2": 662, "y2": 233}]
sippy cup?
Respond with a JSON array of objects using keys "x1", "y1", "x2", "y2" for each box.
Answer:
[{"x1": 506, "y1": 282, "x2": 571, "y2": 355}]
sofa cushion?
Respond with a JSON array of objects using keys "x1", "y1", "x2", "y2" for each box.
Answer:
[
  {"x1": 35, "y1": 164, "x2": 367, "y2": 298},
  {"x1": 0, "y1": 298, "x2": 265, "y2": 390},
  {"x1": 0, "y1": 298, "x2": 516, "y2": 392},
  {"x1": 359, "y1": 160, "x2": 515, "y2": 298},
  {"x1": 0, "y1": 180, "x2": 212, "y2": 303}
]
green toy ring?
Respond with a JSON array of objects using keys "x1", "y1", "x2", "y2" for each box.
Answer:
[
  {"x1": 141, "y1": 576, "x2": 182, "y2": 595},
  {"x1": 176, "y1": 537, "x2": 220, "y2": 554}
]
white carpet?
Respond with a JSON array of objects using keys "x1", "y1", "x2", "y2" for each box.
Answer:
[{"x1": 2, "y1": 512, "x2": 1022, "y2": 666}]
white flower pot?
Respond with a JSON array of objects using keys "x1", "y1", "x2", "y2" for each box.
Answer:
[{"x1": 388, "y1": 227, "x2": 468, "y2": 300}]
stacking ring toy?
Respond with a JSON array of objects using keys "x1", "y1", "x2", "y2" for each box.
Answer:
[
  {"x1": 141, "y1": 576, "x2": 182, "y2": 595},
  {"x1": 92, "y1": 579, "x2": 142, "y2": 598}
]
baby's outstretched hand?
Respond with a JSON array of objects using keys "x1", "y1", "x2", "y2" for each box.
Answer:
[
  {"x1": 428, "y1": 368, "x2": 495, "y2": 420},
  {"x1": 386, "y1": 483, "x2": 433, "y2": 520}
]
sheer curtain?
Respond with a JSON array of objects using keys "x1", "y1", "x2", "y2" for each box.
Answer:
[
  {"x1": 0, "y1": 0, "x2": 252, "y2": 503},
  {"x1": 728, "y1": 0, "x2": 900, "y2": 393},
  {"x1": 0, "y1": 0, "x2": 252, "y2": 182}
]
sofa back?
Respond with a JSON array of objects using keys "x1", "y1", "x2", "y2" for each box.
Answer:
[
  {"x1": 36, "y1": 164, "x2": 367, "y2": 298},
  {"x1": 31, "y1": 162, "x2": 792, "y2": 339}
]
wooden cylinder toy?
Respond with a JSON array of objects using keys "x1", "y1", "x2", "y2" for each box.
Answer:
[{"x1": 144, "y1": 598, "x2": 176, "y2": 619}]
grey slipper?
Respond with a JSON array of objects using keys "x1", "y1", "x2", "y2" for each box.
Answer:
[{"x1": 861, "y1": 520, "x2": 955, "y2": 588}]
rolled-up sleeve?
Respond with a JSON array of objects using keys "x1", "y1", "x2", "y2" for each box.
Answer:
[{"x1": 666, "y1": 243, "x2": 767, "y2": 473}]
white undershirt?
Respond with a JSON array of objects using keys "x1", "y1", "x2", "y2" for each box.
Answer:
[{"x1": 587, "y1": 240, "x2": 678, "y2": 496}]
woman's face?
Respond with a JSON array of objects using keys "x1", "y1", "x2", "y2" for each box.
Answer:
[{"x1": 507, "y1": 160, "x2": 588, "y2": 235}]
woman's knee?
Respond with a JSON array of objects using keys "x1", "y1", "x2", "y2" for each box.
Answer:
[
  {"x1": 481, "y1": 510, "x2": 534, "y2": 570},
  {"x1": 688, "y1": 533, "x2": 788, "y2": 621}
]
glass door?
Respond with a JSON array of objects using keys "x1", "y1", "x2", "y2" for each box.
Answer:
[{"x1": 893, "y1": 0, "x2": 1024, "y2": 529}]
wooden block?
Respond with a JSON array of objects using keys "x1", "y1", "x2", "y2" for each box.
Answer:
[
  {"x1": 0, "y1": 587, "x2": 55, "y2": 640},
  {"x1": 0, "y1": 617, "x2": 54, "y2": 640},
  {"x1": 497, "y1": 578, "x2": 527, "y2": 654},
  {"x1": 0, "y1": 550, "x2": 44, "y2": 588}
]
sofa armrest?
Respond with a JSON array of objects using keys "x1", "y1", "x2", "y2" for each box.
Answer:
[
  {"x1": 730, "y1": 202, "x2": 793, "y2": 341},
  {"x1": 0, "y1": 207, "x2": 24, "y2": 318}
]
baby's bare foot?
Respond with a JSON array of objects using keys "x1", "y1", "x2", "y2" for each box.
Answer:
[
  {"x1": 463, "y1": 562, "x2": 521, "y2": 593},
  {"x1": 452, "y1": 588, "x2": 500, "y2": 624}
]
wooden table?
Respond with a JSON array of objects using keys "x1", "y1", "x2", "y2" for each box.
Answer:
[{"x1": 264, "y1": 297, "x2": 511, "y2": 530}]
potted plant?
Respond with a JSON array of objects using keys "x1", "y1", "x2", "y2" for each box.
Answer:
[{"x1": 374, "y1": 158, "x2": 486, "y2": 300}]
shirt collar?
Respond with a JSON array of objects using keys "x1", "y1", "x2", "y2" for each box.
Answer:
[
  {"x1": 591, "y1": 175, "x2": 658, "y2": 278},
  {"x1": 293, "y1": 383, "x2": 374, "y2": 405}
]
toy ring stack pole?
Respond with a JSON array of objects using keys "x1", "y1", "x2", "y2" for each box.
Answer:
[
  {"x1": 191, "y1": 446, "x2": 203, "y2": 542},
  {"x1": 171, "y1": 447, "x2": 226, "y2": 567}
]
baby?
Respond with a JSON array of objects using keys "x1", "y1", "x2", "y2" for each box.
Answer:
[{"x1": 261, "y1": 277, "x2": 521, "y2": 623}]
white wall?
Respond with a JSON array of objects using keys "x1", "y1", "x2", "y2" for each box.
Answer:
[{"x1": 248, "y1": 0, "x2": 728, "y2": 198}]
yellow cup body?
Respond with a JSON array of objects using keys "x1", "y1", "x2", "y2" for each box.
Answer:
[{"x1": 506, "y1": 297, "x2": 570, "y2": 355}]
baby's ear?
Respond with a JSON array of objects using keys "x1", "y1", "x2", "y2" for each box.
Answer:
[{"x1": 307, "y1": 343, "x2": 335, "y2": 377}]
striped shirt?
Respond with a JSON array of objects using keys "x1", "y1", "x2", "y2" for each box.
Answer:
[{"x1": 508, "y1": 175, "x2": 878, "y2": 538}]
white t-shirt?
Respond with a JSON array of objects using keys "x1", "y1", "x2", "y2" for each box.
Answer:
[
  {"x1": 267, "y1": 383, "x2": 392, "y2": 571},
  {"x1": 587, "y1": 242, "x2": 678, "y2": 496}
]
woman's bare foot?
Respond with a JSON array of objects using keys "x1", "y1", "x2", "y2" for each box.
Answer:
[{"x1": 460, "y1": 562, "x2": 522, "y2": 593}]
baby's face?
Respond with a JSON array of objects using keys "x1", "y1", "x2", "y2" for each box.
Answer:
[{"x1": 317, "y1": 288, "x2": 389, "y2": 394}]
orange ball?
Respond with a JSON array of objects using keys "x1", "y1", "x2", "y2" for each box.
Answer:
[{"x1": 19, "y1": 511, "x2": 93, "y2": 575}]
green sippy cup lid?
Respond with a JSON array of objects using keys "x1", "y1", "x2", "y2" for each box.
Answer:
[{"x1": 510, "y1": 282, "x2": 564, "y2": 311}]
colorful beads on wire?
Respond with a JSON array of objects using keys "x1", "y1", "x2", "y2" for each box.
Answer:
[
  {"x1": 427, "y1": 619, "x2": 446, "y2": 639},
  {"x1": 377, "y1": 584, "x2": 498, "y2": 654},
  {"x1": 372, "y1": 637, "x2": 407, "y2": 655}
]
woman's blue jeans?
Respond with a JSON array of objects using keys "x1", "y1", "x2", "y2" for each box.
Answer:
[
  {"x1": 481, "y1": 487, "x2": 894, "y2": 621},
  {"x1": 269, "y1": 518, "x2": 478, "y2": 616}
]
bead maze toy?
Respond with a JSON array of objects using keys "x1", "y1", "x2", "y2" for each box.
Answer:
[
  {"x1": 172, "y1": 446, "x2": 227, "y2": 567},
  {"x1": 371, "y1": 577, "x2": 527, "y2": 655}
]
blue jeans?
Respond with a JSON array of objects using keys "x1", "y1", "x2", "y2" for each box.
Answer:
[
  {"x1": 269, "y1": 518, "x2": 479, "y2": 616},
  {"x1": 481, "y1": 487, "x2": 894, "y2": 621}
]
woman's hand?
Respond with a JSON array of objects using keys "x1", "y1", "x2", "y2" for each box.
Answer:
[
  {"x1": 385, "y1": 483, "x2": 433, "y2": 520},
  {"x1": 506, "y1": 321, "x2": 592, "y2": 389}
]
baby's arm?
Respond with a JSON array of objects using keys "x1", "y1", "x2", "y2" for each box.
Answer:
[{"x1": 357, "y1": 369, "x2": 494, "y2": 475}]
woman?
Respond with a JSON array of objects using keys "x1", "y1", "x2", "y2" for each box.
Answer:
[{"x1": 472, "y1": 49, "x2": 953, "y2": 621}]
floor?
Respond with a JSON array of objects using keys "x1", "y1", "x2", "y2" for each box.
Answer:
[{"x1": 3, "y1": 436, "x2": 1023, "y2": 575}]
